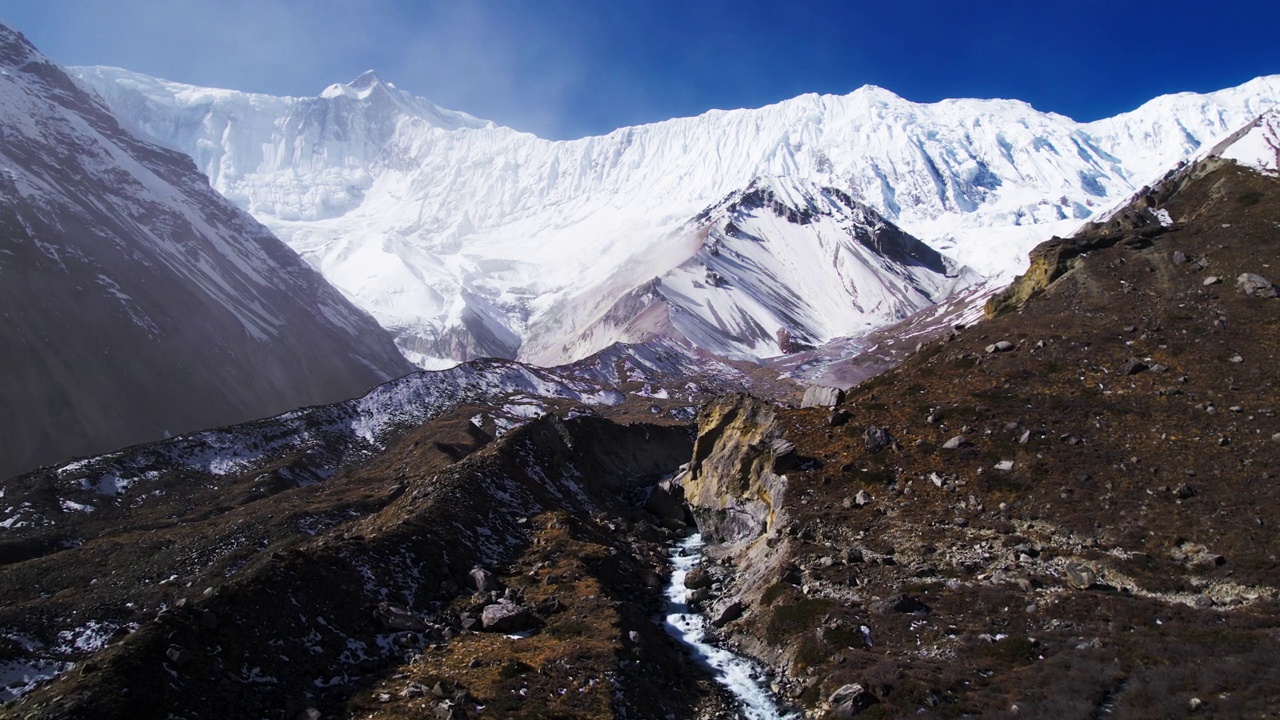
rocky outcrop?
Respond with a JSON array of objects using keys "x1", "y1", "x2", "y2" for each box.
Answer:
[{"x1": 682, "y1": 394, "x2": 789, "y2": 544}]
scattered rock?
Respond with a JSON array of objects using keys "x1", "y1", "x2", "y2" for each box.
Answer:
[
  {"x1": 985, "y1": 341, "x2": 1015, "y2": 353},
  {"x1": 1174, "y1": 483, "x2": 1196, "y2": 499},
  {"x1": 1237, "y1": 273, "x2": 1278, "y2": 298},
  {"x1": 534, "y1": 597, "x2": 563, "y2": 615},
  {"x1": 1203, "y1": 275, "x2": 1222, "y2": 286},
  {"x1": 828, "y1": 409, "x2": 851, "y2": 427},
  {"x1": 1063, "y1": 562, "x2": 1097, "y2": 590},
  {"x1": 376, "y1": 603, "x2": 428, "y2": 632},
  {"x1": 801, "y1": 385, "x2": 845, "y2": 409},
  {"x1": 862, "y1": 426, "x2": 897, "y2": 454},
  {"x1": 1121, "y1": 359, "x2": 1149, "y2": 375},
  {"x1": 875, "y1": 594, "x2": 930, "y2": 615},
  {"x1": 828, "y1": 683, "x2": 878, "y2": 717},
  {"x1": 1018, "y1": 430, "x2": 1032, "y2": 444},
  {"x1": 853, "y1": 490, "x2": 873, "y2": 507},
  {"x1": 1172, "y1": 251, "x2": 1189, "y2": 265},
  {"x1": 1228, "y1": 354, "x2": 1244, "y2": 364},
  {"x1": 480, "y1": 602, "x2": 533, "y2": 633},
  {"x1": 994, "y1": 460, "x2": 1014, "y2": 471},
  {"x1": 942, "y1": 435, "x2": 970, "y2": 450}
]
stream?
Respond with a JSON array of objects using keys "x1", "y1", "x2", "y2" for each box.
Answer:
[{"x1": 663, "y1": 533, "x2": 798, "y2": 720}]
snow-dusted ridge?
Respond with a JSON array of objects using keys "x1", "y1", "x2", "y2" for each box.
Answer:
[
  {"x1": 29, "y1": 340, "x2": 747, "y2": 504},
  {"x1": 74, "y1": 65, "x2": 1280, "y2": 368}
]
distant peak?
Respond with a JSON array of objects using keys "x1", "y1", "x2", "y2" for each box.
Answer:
[
  {"x1": 349, "y1": 70, "x2": 383, "y2": 91},
  {"x1": 321, "y1": 70, "x2": 392, "y2": 101},
  {"x1": 852, "y1": 84, "x2": 903, "y2": 100}
]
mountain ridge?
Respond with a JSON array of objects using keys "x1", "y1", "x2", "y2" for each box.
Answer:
[
  {"x1": 0, "y1": 23, "x2": 416, "y2": 480},
  {"x1": 73, "y1": 65, "x2": 1280, "y2": 368}
]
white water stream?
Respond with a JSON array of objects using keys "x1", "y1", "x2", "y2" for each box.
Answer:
[{"x1": 663, "y1": 533, "x2": 798, "y2": 719}]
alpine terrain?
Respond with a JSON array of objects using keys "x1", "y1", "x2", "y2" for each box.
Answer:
[
  {"x1": 4, "y1": 111, "x2": 1280, "y2": 717},
  {"x1": 3, "y1": 14, "x2": 1280, "y2": 720},
  {"x1": 76, "y1": 66, "x2": 1280, "y2": 367},
  {"x1": 0, "y1": 25, "x2": 416, "y2": 480}
]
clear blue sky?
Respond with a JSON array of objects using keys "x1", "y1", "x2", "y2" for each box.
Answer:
[{"x1": 3, "y1": 0, "x2": 1278, "y2": 140}]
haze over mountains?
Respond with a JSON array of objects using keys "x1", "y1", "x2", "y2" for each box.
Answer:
[
  {"x1": 0, "y1": 25, "x2": 415, "y2": 479},
  {"x1": 76, "y1": 65, "x2": 1280, "y2": 367}
]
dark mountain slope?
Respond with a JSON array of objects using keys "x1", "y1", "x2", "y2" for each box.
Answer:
[{"x1": 0, "y1": 24, "x2": 415, "y2": 479}]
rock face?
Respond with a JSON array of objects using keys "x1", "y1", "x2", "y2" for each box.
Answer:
[
  {"x1": 644, "y1": 479, "x2": 694, "y2": 529},
  {"x1": 0, "y1": 24, "x2": 415, "y2": 479},
  {"x1": 682, "y1": 394, "x2": 789, "y2": 544}
]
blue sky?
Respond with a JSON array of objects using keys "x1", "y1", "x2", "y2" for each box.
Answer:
[{"x1": 3, "y1": 0, "x2": 1278, "y2": 140}]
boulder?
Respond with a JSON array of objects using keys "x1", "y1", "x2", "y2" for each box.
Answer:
[
  {"x1": 985, "y1": 340, "x2": 1015, "y2": 353},
  {"x1": 480, "y1": 602, "x2": 533, "y2": 633},
  {"x1": 801, "y1": 385, "x2": 845, "y2": 409},
  {"x1": 684, "y1": 567, "x2": 713, "y2": 590},
  {"x1": 710, "y1": 599, "x2": 745, "y2": 627},
  {"x1": 770, "y1": 438, "x2": 800, "y2": 473},
  {"x1": 468, "y1": 566, "x2": 500, "y2": 593},
  {"x1": 1237, "y1": 273, "x2": 1279, "y2": 298},
  {"x1": 1064, "y1": 562, "x2": 1097, "y2": 590},
  {"x1": 828, "y1": 683, "x2": 878, "y2": 717},
  {"x1": 862, "y1": 426, "x2": 897, "y2": 454}
]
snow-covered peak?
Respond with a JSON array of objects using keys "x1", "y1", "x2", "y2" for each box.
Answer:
[
  {"x1": 349, "y1": 69, "x2": 383, "y2": 90},
  {"x1": 76, "y1": 66, "x2": 1280, "y2": 368}
]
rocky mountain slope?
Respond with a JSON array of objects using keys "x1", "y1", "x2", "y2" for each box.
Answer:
[
  {"x1": 672, "y1": 121, "x2": 1280, "y2": 717},
  {"x1": 0, "y1": 335, "x2": 761, "y2": 717},
  {"x1": 74, "y1": 66, "x2": 1280, "y2": 367},
  {"x1": 0, "y1": 25, "x2": 416, "y2": 480}
]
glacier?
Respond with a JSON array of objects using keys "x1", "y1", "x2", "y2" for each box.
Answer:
[{"x1": 74, "y1": 66, "x2": 1280, "y2": 367}]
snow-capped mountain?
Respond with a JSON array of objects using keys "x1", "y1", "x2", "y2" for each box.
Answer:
[
  {"x1": 0, "y1": 25, "x2": 416, "y2": 480},
  {"x1": 74, "y1": 65, "x2": 1280, "y2": 368}
]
